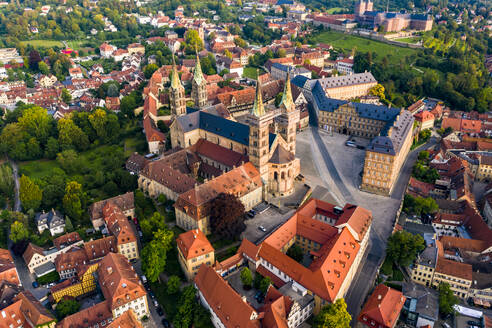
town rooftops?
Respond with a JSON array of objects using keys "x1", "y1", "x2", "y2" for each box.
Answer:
[
  {"x1": 57, "y1": 300, "x2": 112, "y2": 328},
  {"x1": 53, "y1": 232, "x2": 82, "y2": 249},
  {"x1": 358, "y1": 284, "x2": 406, "y2": 328},
  {"x1": 90, "y1": 192, "x2": 134, "y2": 221},
  {"x1": 176, "y1": 229, "x2": 214, "y2": 260},
  {"x1": 194, "y1": 265, "x2": 260, "y2": 328},
  {"x1": 414, "y1": 110, "x2": 435, "y2": 123},
  {"x1": 98, "y1": 253, "x2": 146, "y2": 311},
  {"x1": 435, "y1": 257, "x2": 473, "y2": 281},
  {"x1": 107, "y1": 309, "x2": 143, "y2": 328},
  {"x1": 312, "y1": 72, "x2": 376, "y2": 90}
]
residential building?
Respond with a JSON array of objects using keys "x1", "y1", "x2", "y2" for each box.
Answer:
[
  {"x1": 90, "y1": 192, "x2": 135, "y2": 231},
  {"x1": 174, "y1": 162, "x2": 263, "y2": 234},
  {"x1": 127, "y1": 43, "x2": 145, "y2": 55},
  {"x1": 442, "y1": 117, "x2": 482, "y2": 136},
  {"x1": 102, "y1": 202, "x2": 139, "y2": 260},
  {"x1": 100, "y1": 43, "x2": 117, "y2": 58},
  {"x1": 468, "y1": 272, "x2": 492, "y2": 307},
  {"x1": 99, "y1": 253, "x2": 149, "y2": 319},
  {"x1": 23, "y1": 232, "x2": 83, "y2": 276},
  {"x1": 1, "y1": 290, "x2": 56, "y2": 328},
  {"x1": 432, "y1": 257, "x2": 472, "y2": 298},
  {"x1": 401, "y1": 282, "x2": 439, "y2": 328},
  {"x1": 0, "y1": 48, "x2": 24, "y2": 66},
  {"x1": 57, "y1": 300, "x2": 113, "y2": 328},
  {"x1": 270, "y1": 63, "x2": 311, "y2": 81},
  {"x1": 335, "y1": 58, "x2": 354, "y2": 74},
  {"x1": 476, "y1": 155, "x2": 492, "y2": 182},
  {"x1": 35, "y1": 209, "x2": 65, "y2": 236},
  {"x1": 358, "y1": 284, "x2": 406, "y2": 328},
  {"x1": 216, "y1": 56, "x2": 244, "y2": 76},
  {"x1": 0, "y1": 248, "x2": 20, "y2": 286},
  {"x1": 107, "y1": 310, "x2": 143, "y2": 328},
  {"x1": 414, "y1": 111, "x2": 435, "y2": 131},
  {"x1": 195, "y1": 265, "x2": 261, "y2": 328},
  {"x1": 50, "y1": 262, "x2": 99, "y2": 302},
  {"x1": 410, "y1": 241, "x2": 438, "y2": 287},
  {"x1": 176, "y1": 229, "x2": 214, "y2": 280}
]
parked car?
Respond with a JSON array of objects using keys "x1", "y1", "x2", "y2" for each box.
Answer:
[
  {"x1": 258, "y1": 225, "x2": 266, "y2": 232},
  {"x1": 156, "y1": 307, "x2": 164, "y2": 316},
  {"x1": 153, "y1": 299, "x2": 159, "y2": 307},
  {"x1": 141, "y1": 275, "x2": 148, "y2": 285},
  {"x1": 32, "y1": 281, "x2": 39, "y2": 288},
  {"x1": 162, "y1": 318, "x2": 171, "y2": 328}
]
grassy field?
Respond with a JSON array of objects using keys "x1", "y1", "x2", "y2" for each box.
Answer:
[
  {"x1": 20, "y1": 40, "x2": 64, "y2": 48},
  {"x1": 396, "y1": 36, "x2": 422, "y2": 44},
  {"x1": 242, "y1": 66, "x2": 266, "y2": 79},
  {"x1": 66, "y1": 40, "x2": 85, "y2": 50},
  {"x1": 326, "y1": 7, "x2": 348, "y2": 14},
  {"x1": 312, "y1": 31, "x2": 417, "y2": 64}
]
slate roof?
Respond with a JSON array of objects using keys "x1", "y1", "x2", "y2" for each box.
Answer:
[{"x1": 176, "y1": 110, "x2": 277, "y2": 149}]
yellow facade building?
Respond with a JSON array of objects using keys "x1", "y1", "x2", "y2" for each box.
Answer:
[
  {"x1": 51, "y1": 263, "x2": 99, "y2": 302},
  {"x1": 176, "y1": 229, "x2": 215, "y2": 280}
]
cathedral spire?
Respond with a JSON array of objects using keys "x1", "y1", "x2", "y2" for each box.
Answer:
[
  {"x1": 193, "y1": 51, "x2": 205, "y2": 86},
  {"x1": 251, "y1": 73, "x2": 265, "y2": 117},
  {"x1": 280, "y1": 68, "x2": 294, "y2": 112},
  {"x1": 171, "y1": 53, "x2": 181, "y2": 90}
]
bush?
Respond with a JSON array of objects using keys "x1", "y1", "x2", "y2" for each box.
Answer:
[
  {"x1": 392, "y1": 269, "x2": 404, "y2": 281},
  {"x1": 380, "y1": 258, "x2": 393, "y2": 276}
]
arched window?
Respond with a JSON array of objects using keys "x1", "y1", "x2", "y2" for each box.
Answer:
[
  {"x1": 281, "y1": 172, "x2": 285, "y2": 179},
  {"x1": 274, "y1": 172, "x2": 278, "y2": 180}
]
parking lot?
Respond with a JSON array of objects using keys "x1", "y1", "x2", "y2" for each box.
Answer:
[
  {"x1": 242, "y1": 206, "x2": 295, "y2": 243},
  {"x1": 226, "y1": 271, "x2": 264, "y2": 309}
]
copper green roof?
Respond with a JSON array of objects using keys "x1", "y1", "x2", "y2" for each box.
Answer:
[
  {"x1": 280, "y1": 69, "x2": 294, "y2": 111},
  {"x1": 193, "y1": 53, "x2": 205, "y2": 86}
]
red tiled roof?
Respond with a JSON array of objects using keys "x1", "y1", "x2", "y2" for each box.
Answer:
[
  {"x1": 358, "y1": 284, "x2": 405, "y2": 328},
  {"x1": 176, "y1": 229, "x2": 214, "y2": 260},
  {"x1": 435, "y1": 257, "x2": 472, "y2": 281},
  {"x1": 194, "y1": 265, "x2": 260, "y2": 328}
]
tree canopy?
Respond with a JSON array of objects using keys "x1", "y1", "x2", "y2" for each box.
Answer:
[
  {"x1": 438, "y1": 282, "x2": 458, "y2": 315},
  {"x1": 141, "y1": 227, "x2": 174, "y2": 282},
  {"x1": 209, "y1": 193, "x2": 246, "y2": 239},
  {"x1": 386, "y1": 231, "x2": 425, "y2": 267},
  {"x1": 313, "y1": 298, "x2": 352, "y2": 328}
]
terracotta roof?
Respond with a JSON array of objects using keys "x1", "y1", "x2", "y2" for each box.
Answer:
[
  {"x1": 260, "y1": 286, "x2": 293, "y2": 328},
  {"x1": 237, "y1": 239, "x2": 260, "y2": 261},
  {"x1": 407, "y1": 177, "x2": 434, "y2": 198},
  {"x1": 194, "y1": 265, "x2": 260, "y2": 328},
  {"x1": 84, "y1": 236, "x2": 118, "y2": 261},
  {"x1": 0, "y1": 248, "x2": 19, "y2": 285},
  {"x1": 9, "y1": 291, "x2": 55, "y2": 327},
  {"x1": 98, "y1": 253, "x2": 146, "y2": 311},
  {"x1": 414, "y1": 110, "x2": 435, "y2": 123},
  {"x1": 176, "y1": 229, "x2": 214, "y2": 260},
  {"x1": 22, "y1": 243, "x2": 45, "y2": 264},
  {"x1": 358, "y1": 284, "x2": 406, "y2": 328},
  {"x1": 435, "y1": 257, "x2": 472, "y2": 281},
  {"x1": 190, "y1": 138, "x2": 249, "y2": 168},
  {"x1": 57, "y1": 300, "x2": 112, "y2": 328},
  {"x1": 442, "y1": 118, "x2": 482, "y2": 134},
  {"x1": 53, "y1": 232, "x2": 82, "y2": 249},
  {"x1": 107, "y1": 309, "x2": 143, "y2": 328},
  {"x1": 440, "y1": 236, "x2": 490, "y2": 254},
  {"x1": 174, "y1": 162, "x2": 262, "y2": 221},
  {"x1": 90, "y1": 192, "x2": 134, "y2": 222},
  {"x1": 102, "y1": 202, "x2": 137, "y2": 246},
  {"x1": 55, "y1": 247, "x2": 88, "y2": 273}
]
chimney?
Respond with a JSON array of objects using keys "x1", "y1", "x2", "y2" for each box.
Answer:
[
  {"x1": 242, "y1": 295, "x2": 247, "y2": 303},
  {"x1": 377, "y1": 294, "x2": 382, "y2": 300},
  {"x1": 107, "y1": 266, "x2": 113, "y2": 274}
]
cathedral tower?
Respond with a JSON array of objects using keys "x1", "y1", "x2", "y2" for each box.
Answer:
[
  {"x1": 248, "y1": 79, "x2": 272, "y2": 183},
  {"x1": 191, "y1": 53, "x2": 207, "y2": 109},
  {"x1": 278, "y1": 70, "x2": 300, "y2": 154},
  {"x1": 169, "y1": 55, "x2": 186, "y2": 117}
]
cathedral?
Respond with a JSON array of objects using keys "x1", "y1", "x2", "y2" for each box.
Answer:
[{"x1": 168, "y1": 56, "x2": 301, "y2": 197}]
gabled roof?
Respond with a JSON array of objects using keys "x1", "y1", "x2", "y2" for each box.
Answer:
[
  {"x1": 107, "y1": 309, "x2": 143, "y2": 328},
  {"x1": 269, "y1": 144, "x2": 295, "y2": 164},
  {"x1": 194, "y1": 265, "x2": 260, "y2": 328},
  {"x1": 358, "y1": 284, "x2": 406, "y2": 328},
  {"x1": 177, "y1": 229, "x2": 214, "y2": 260}
]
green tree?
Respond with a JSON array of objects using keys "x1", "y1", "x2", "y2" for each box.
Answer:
[
  {"x1": 184, "y1": 29, "x2": 204, "y2": 53},
  {"x1": 17, "y1": 105, "x2": 53, "y2": 144},
  {"x1": 65, "y1": 216, "x2": 74, "y2": 232},
  {"x1": 38, "y1": 61, "x2": 49, "y2": 75},
  {"x1": 369, "y1": 84, "x2": 385, "y2": 100},
  {"x1": 61, "y1": 88, "x2": 72, "y2": 103},
  {"x1": 286, "y1": 244, "x2": 304, "y2": 262},
  {"x1": 9, "y1": 221, "x2": 29, "y2": 243},
  {"x1": 314, "y1": 298, "x2": 351, "y2": 328},
  {"x1": 141, "y1": 227, "x2": 174, "y2": 282},
  {"x1": 57, "y1": 118, "x2": 89, "y2": 151},
  {"x1": 438, "y1": 282, "x2": 458, "y2": 315},
  {"x1": 209, "y1": 193, "x2": 246, "y2": 239},
  {"x1": 62, "y1": 181, "x2": 84, "y2": 222},
  {"x1": 173, "y1": 285, "x2": 197, "y2": 328},
  {"x1": 56, "y1": 298, "x2": 80, "y2": 319},
  {"x1": 386, "y1": 231, "x2": 425, "y2": 267},
  {"x1": 240, "y1": 267, "x2": 253, "y2": 288},
  {"x1": 167, "y1": 275, "x2": 181, "y2": 294},
  {"x1": 144, "y1": 64, "x2": 159, "y2": 79},
  {"x1": 19, "y1": 175, "x2": 42, "y2": 211},
  {"x1": 119, "y1": 95, "x2": 137, "y2": 118},
  {"x1": 259, "y1": 276, "x2": 272, "y2": 294},
  {"x1": 44, "y1": 137, "x2": 60, "y2": 159},
  {"x1": 56, "y1": 150, "x2": 80, "y2": 174},
  {"x1": 140, "y1": 212, "x2": 166, "y2": 240}
]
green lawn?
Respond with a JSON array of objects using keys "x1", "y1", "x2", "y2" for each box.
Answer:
[
  {"x1": 396, "y1": 36, "x2": 422, "y2": 44},
  {"x1": 19, "y1": 159, "x2": 61, "y2": 180},
  {"x1": 312, "y1": 31, "x2": 417, "y2": 64},
  {"x1": 326, "y1": 7, "x2": 348, "y2": 13},
  {"x1": 242, "y1": 66, "x2": 266, "y2": 79},
  {"x1": 66, "y1": 40, "x2": 84, "y2": 50},
  {"x1": 20, "y1": 40, "x2": 64, "y2": 48}
]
